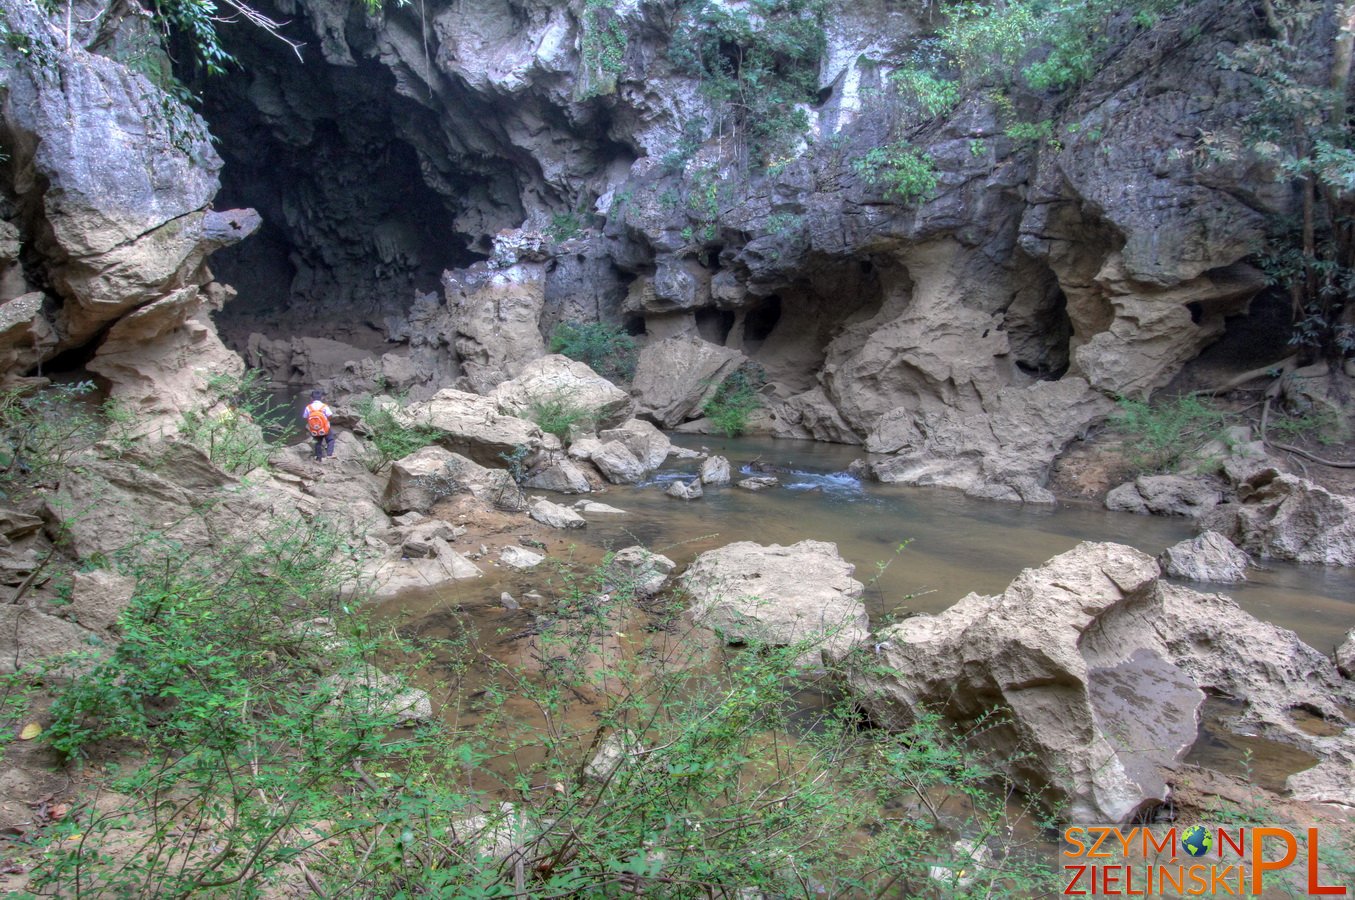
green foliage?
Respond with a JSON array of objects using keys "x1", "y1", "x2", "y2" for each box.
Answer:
[
  {"x1": 890, "y1": 65, "x2": 961, "y2": 118},
  {"x1": 1110, "y1": 393, "x2": 1234, "y2": 472},
  {"x1": 178, "y1": 370, "x2": 279, "y2": 474},
  {"x1": 702, "y1": 366, "x2": 765, "y2": 437},
  {"x1": 527, "y1": 392, "x2": 595, "y2": 441},
  {"x1": 669, "y1": 0, "x2": 827, "y2": 166},
  {"x1": 1004, "y1": 117, "x2": 1055, "y2": 145},
  {"x1": 548, "y1": 320, "x2": 638, "y2": 382},
  {"x1": 1217, "y1": 0, "x2": 1355, "y2": 362},
  {"x1": 1265, "y1": 405, "x2": 1347, "y2": 446},
  {"x1": 580, "y1": 0, "x2": 628, "y2": 97},
  {"x1": 0, "y1": 380, "x2": 102, "y2": 489},
  {"x1": 354, "y1": 393, "x2": 445, "y2": 471},
  {"x1": 546, "y1": 210, "x2": 584, "y2": 242},
  {"x1": 852, "y1": 140, "x2": 939, "y2": 203}
]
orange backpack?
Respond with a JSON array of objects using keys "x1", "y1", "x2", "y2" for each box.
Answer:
[{"x1": 305, "y1": 402, "x2": 330, "y2": 437}]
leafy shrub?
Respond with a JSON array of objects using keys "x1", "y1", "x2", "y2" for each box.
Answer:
[
  {"x1": 703, "y1": 366, "x2": 765, "y2": 437},
  {"x1": 178, "y1": 370, "x2": 279, "y2": 474},
  {"x1": 890, "y1": 66, "x2": 961, "y2": 118},
  {"x1": 853, "y1": 140, "x2": 939, "y2": 203},
  {"x1": 528, "y1": 392, "x2": 596, "y2": 441},
  {"x1": 354, "y1": 394, "x2": 444, "y2": 471},
  {"x1": 0, "y1": 380, "x2": 102, "y2": 487},
  {"x1": 1110, "y1": 393, "x2": 1234, "y2": 472},
  {"x1": 669, "y1": 0, "x2": 827, "y2": 165},
  {"x1": 548, "y1": 320, "x2": 638, "y2": 382}
]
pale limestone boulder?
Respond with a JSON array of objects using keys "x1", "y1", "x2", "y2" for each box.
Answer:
[
  {"x1": 632, "y1": 336, "x2": 747, "y2": 427},
  {"x1": 605, "y1": 547, "x2": 676, "y2": 598},
  {"x1": 597, "y1": 419, "x2": 672, "y2": 471},
  {"x1": 446, "y1": 261, "x2": 547, "y2": 395},
  {"x1": 501, "y1": 546, "x2": 545, "y2": 571},
  {"x1": 67, "y1": 569, "x2": 136, "y2": 635},
  {"x1": 521, "y1": 453, "x2": 592, "y2": 494},
  {"x1": 584, "y1": 730, "x2": 642, "y2": 783},
  {"x1": 666, "y1": 479, "x2": 703, "y2": 500},
  {"x1": 318, "y1": 666, "x2": 433, "y2": 726},
  {"x1": 1159, "y1": 532, "x2": 1248, "y2": 583},
  {"x1": 1105, "y1": 474, "x2": 1224, "y2": 518},
  {"x1": 491, "y1": 355, "x2": 633, "y2": 430},
  {"x1": 399, "y1": 389, "x2": 543, "y2": 468},
  {"x1": 840, "y1": 542, "x2": 1355, "y2": 821},
  {"x1": 1336, "y1": 630, "x2": 1354, "y2": 679},
  {"x1": 1203, "y1": 469, "x2": 1355, "y2": 566},
  {"x1": 529, "y1": 499, "x2": 586, "y2": 529},
  {"x1": 700, "y1": 455, "x2": 731, "y2": 485},
  {"x1": 738, "y1": 476, "x2": 778, "y2": 491},
  {"x1": 681, "y1": 540, "x2": 868, "y2": 667},
  {"x1": 384, "y1": 445, "x2": 526, "y2": 514},
  {"x1": 589, "y1": 441, "x2": 648, "y2": 484}
]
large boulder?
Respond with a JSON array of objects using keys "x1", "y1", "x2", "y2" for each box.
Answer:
[
  {"x1": 491, "y1": 355, "x2": 634, "y2": 430},
  {"x1": 837, "y1": 542, "x2": 1355, "y2": 821},
  {"x1": 398, "y1": 389, "x2": 543, "y2": 468},
  {"x1": 529, "y1": 499, "x2": 586, "y2": 529},
  {"x1": 583, "y1": 441, "x2": 649, "y2": 485},
  {"x1": 445, "y1": 259, "x2": 548, "y2": 395},
  {"x1": 1202, "y1": 469, "x2": 1355, "y2": 566},
  {"x1": 364, "y1": 545, "x2": 483, "y2": 601},
  {"x1": 384, "y1": 445, "x2": 526, "y2": 514},
  {"x1": 631, "y1": 336, "x2": 747, "y2": 427},
  {"x1": 1105, "y1": 474, "x2": 1224, "y2": 518},
  {"x1": 700, "y1": 455, "x2": 731, "y2": 485},
  {"x1": 680, "y1": 540, "x2": 868, "y2": 666},
  {"x1": 597, "y1": 419, "x2": 672, "y2": 471},
  {"x1": 1159, "y1": 531, "x2": 1248, "y2": 583},
  {"x1": 521, "y1": 453, "x2": 593, "y2": 494}
]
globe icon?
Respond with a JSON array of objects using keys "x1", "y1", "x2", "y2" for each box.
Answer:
[{"x1": 1182, "y1": 825, "x2": 1213, "y2": 858}]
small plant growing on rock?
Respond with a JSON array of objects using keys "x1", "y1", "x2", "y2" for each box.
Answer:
[
  {"x1": 703, "y1": 366, "x2": 766, "y2": 437},
  {"x1": 1110, "y1": 393, "x2": 1234, "y2": 473},
  {"x1": 548, "y1": 320, "x2": 638, "y2": 382},
  {"x1": 852, "y1": 140, "x2": 939, "y2": 203},
  {"x1": 178, "y1": 371, "x2": 278, "y2": 474},
  {"x1": 528, "y1": 392, "x2": 595, "y2": 441},
  {"x1": 354, "y1": 394, "x2": 444, "y2": 471}
]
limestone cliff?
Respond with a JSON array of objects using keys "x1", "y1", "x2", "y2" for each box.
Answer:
[{"x1": 1, "y1": 0, "x2": 1320, "y2": 496}]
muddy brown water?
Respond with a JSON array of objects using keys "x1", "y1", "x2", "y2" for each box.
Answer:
[{"x1": 374, "y1": 433, "x2": 1354, "y2": 807}]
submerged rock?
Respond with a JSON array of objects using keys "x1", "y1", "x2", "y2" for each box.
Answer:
[
  {"x1": 681, "y1": 540, "x2": 868, "y2": 667},
  {"x1": 500, "y1": 546, "x2": 546, "y2": 571},
  {"x1": 1159, "y1": 531, "x2": 1249, "y2": 583},
  {"x1": 529, "y1": 499, "x2": 586, "y2": 529},
  {"x1": 318, "y1": 666, "x2": 433, "y2": 726},
  {"x1": 665, "y1": 479, "x2": 704, "y2": 500},
  {"x1": 605, "y1": 547, "x2": 676, "y2": 598},
  {"x1": 836, "y1": 542, "x2": 1355, "y2": 822}
]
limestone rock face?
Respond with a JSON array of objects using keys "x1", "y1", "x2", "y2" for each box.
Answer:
[
  {"x1": 399, "y1": 390, "x2": 543, "y2": 469},
  {"x1": 491, "y1": 355, "x2": 633, "y2": 431},
  {"x1": 1159, "y1": 532, "x2": 1249, "y2": 583},
  {"x1": 446, "y1": 261, "x2": 548, "y2": 395},
  {"x1": 1105, "y1": 474, "x2": 1225, "y2": 518},
  {"x1": 838, "y1": 542, "x2": 1354, "y2": 821},
  {"x1": 681, "y1": 540, "x2": 868, "y2": 667},
  {"x1": 384, "y1": 445, "x2": 526, "y2": 514},
  {"x1": 1202, "y1": 469, "x2": 1355, "y2": 566},
  {"x1": 632, "y1": 337, "x2": 747, "y2": 428}
]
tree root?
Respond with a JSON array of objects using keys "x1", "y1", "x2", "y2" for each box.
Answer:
[{"x1": 1260, "y1": 396, "x2": 1355, "y2": 469}]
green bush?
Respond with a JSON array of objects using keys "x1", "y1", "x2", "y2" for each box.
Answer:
[
  {"x1": 703, "y1": 367, "x2": 765, "y2": 437},
  {"x1": 1110, "y1": 393, "x2": 1234, "y2": 472},
  {"x1": 548, "y1": 320, "x2": 638, "y2": 382},
  {"x1": 354, "y1": 394, "x2": 444, "y2": 470},
  {"x1": 178, "y1": 370, "x2": 279, "y2": 474},
  {"x1": 528, "y1": 392, "x2": 595, "y2": 441},
  {"x1": 852, "y1": 140, "x2": 939, "y2": 203},
  {"x1": 0, "y1": 380, "x2": 102, "y2": 488}
]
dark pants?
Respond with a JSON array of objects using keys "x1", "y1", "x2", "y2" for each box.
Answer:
[{"x1": 313, "y1": 433, "x2": 335, "y2": 460}]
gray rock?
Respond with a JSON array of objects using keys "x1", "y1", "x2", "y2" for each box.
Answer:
[
  {"x1": 1336, "y1": 630, "x2": 1354, "y2": 679},
  {"x1": 1105, "y1": 474, "x2": 1224, "y2": 518},
  {"x1": 398, "y1": 390, "x2": 543, "y2": 469},
  {"x1": 67, "y1": 569, "x2": 136, "y2": 635},
  {"x1": 365, "y1": 545, "x2": 483, "y2": 600},
  {"x1": 632, "y1": 336, "x2": 747, "y2": 427},
  {"x1": 839, "y1": 542, "x2": 1355, "y2": 822},
  {"x1": 1159, "y1": 531, "x2": 1249, "y2": 583},
  {"x1": 573, "y1": 500, "x2": 628, "y2": 515},
  {"x1": 500, "y1": 592, "x2": 520, "y2": 610},
  {"x1": 1203, "y1": 469, "x2": 1355, "y2": 566},
  {"x1": 700, "y1": 455, "x2": 731, "y2": 485},
  {"x1": 522, "y1": 454, "x2": 593, "y2": 494},
  {"x1": 584, "y1": 730, "x2": 642, "y2": 783},
  {"x1": 318, "y1": 667, "x2": 433, "y2": 726},
  {"x1": 605, "y1": 547, "x2": 677, "y2": 598},
  {"x1": 737, "y1": 476, "x2": 779, "y2": 491},
  {"x1": 384, "y1": 445, "x2": 526, "y2": 514},
  {"x1": 492, "y1": 355, "x2": 634, "y2": 431},
  {"x1": 597, "y1": 419, "x2": 673, "y2": 471},
  {"x1": 501, "y1": 546, "x2": 546, "y2": 571},
  {"x1": 529, "y1": 499, "x2": 586, "y2": 529},
  {"x1": 665, "y1": 479, "x2": 704, "y2": 500},
  {"x1": 589, "y1": 441, "x2": 649, "y2": 484},
  {"x1": 681, "y1": 540, "x2": 868, "y2": 667}
]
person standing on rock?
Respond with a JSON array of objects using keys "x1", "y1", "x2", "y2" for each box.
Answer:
[{"x1": 303, "y1": 389, "x2": 335, "y2": 462}]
